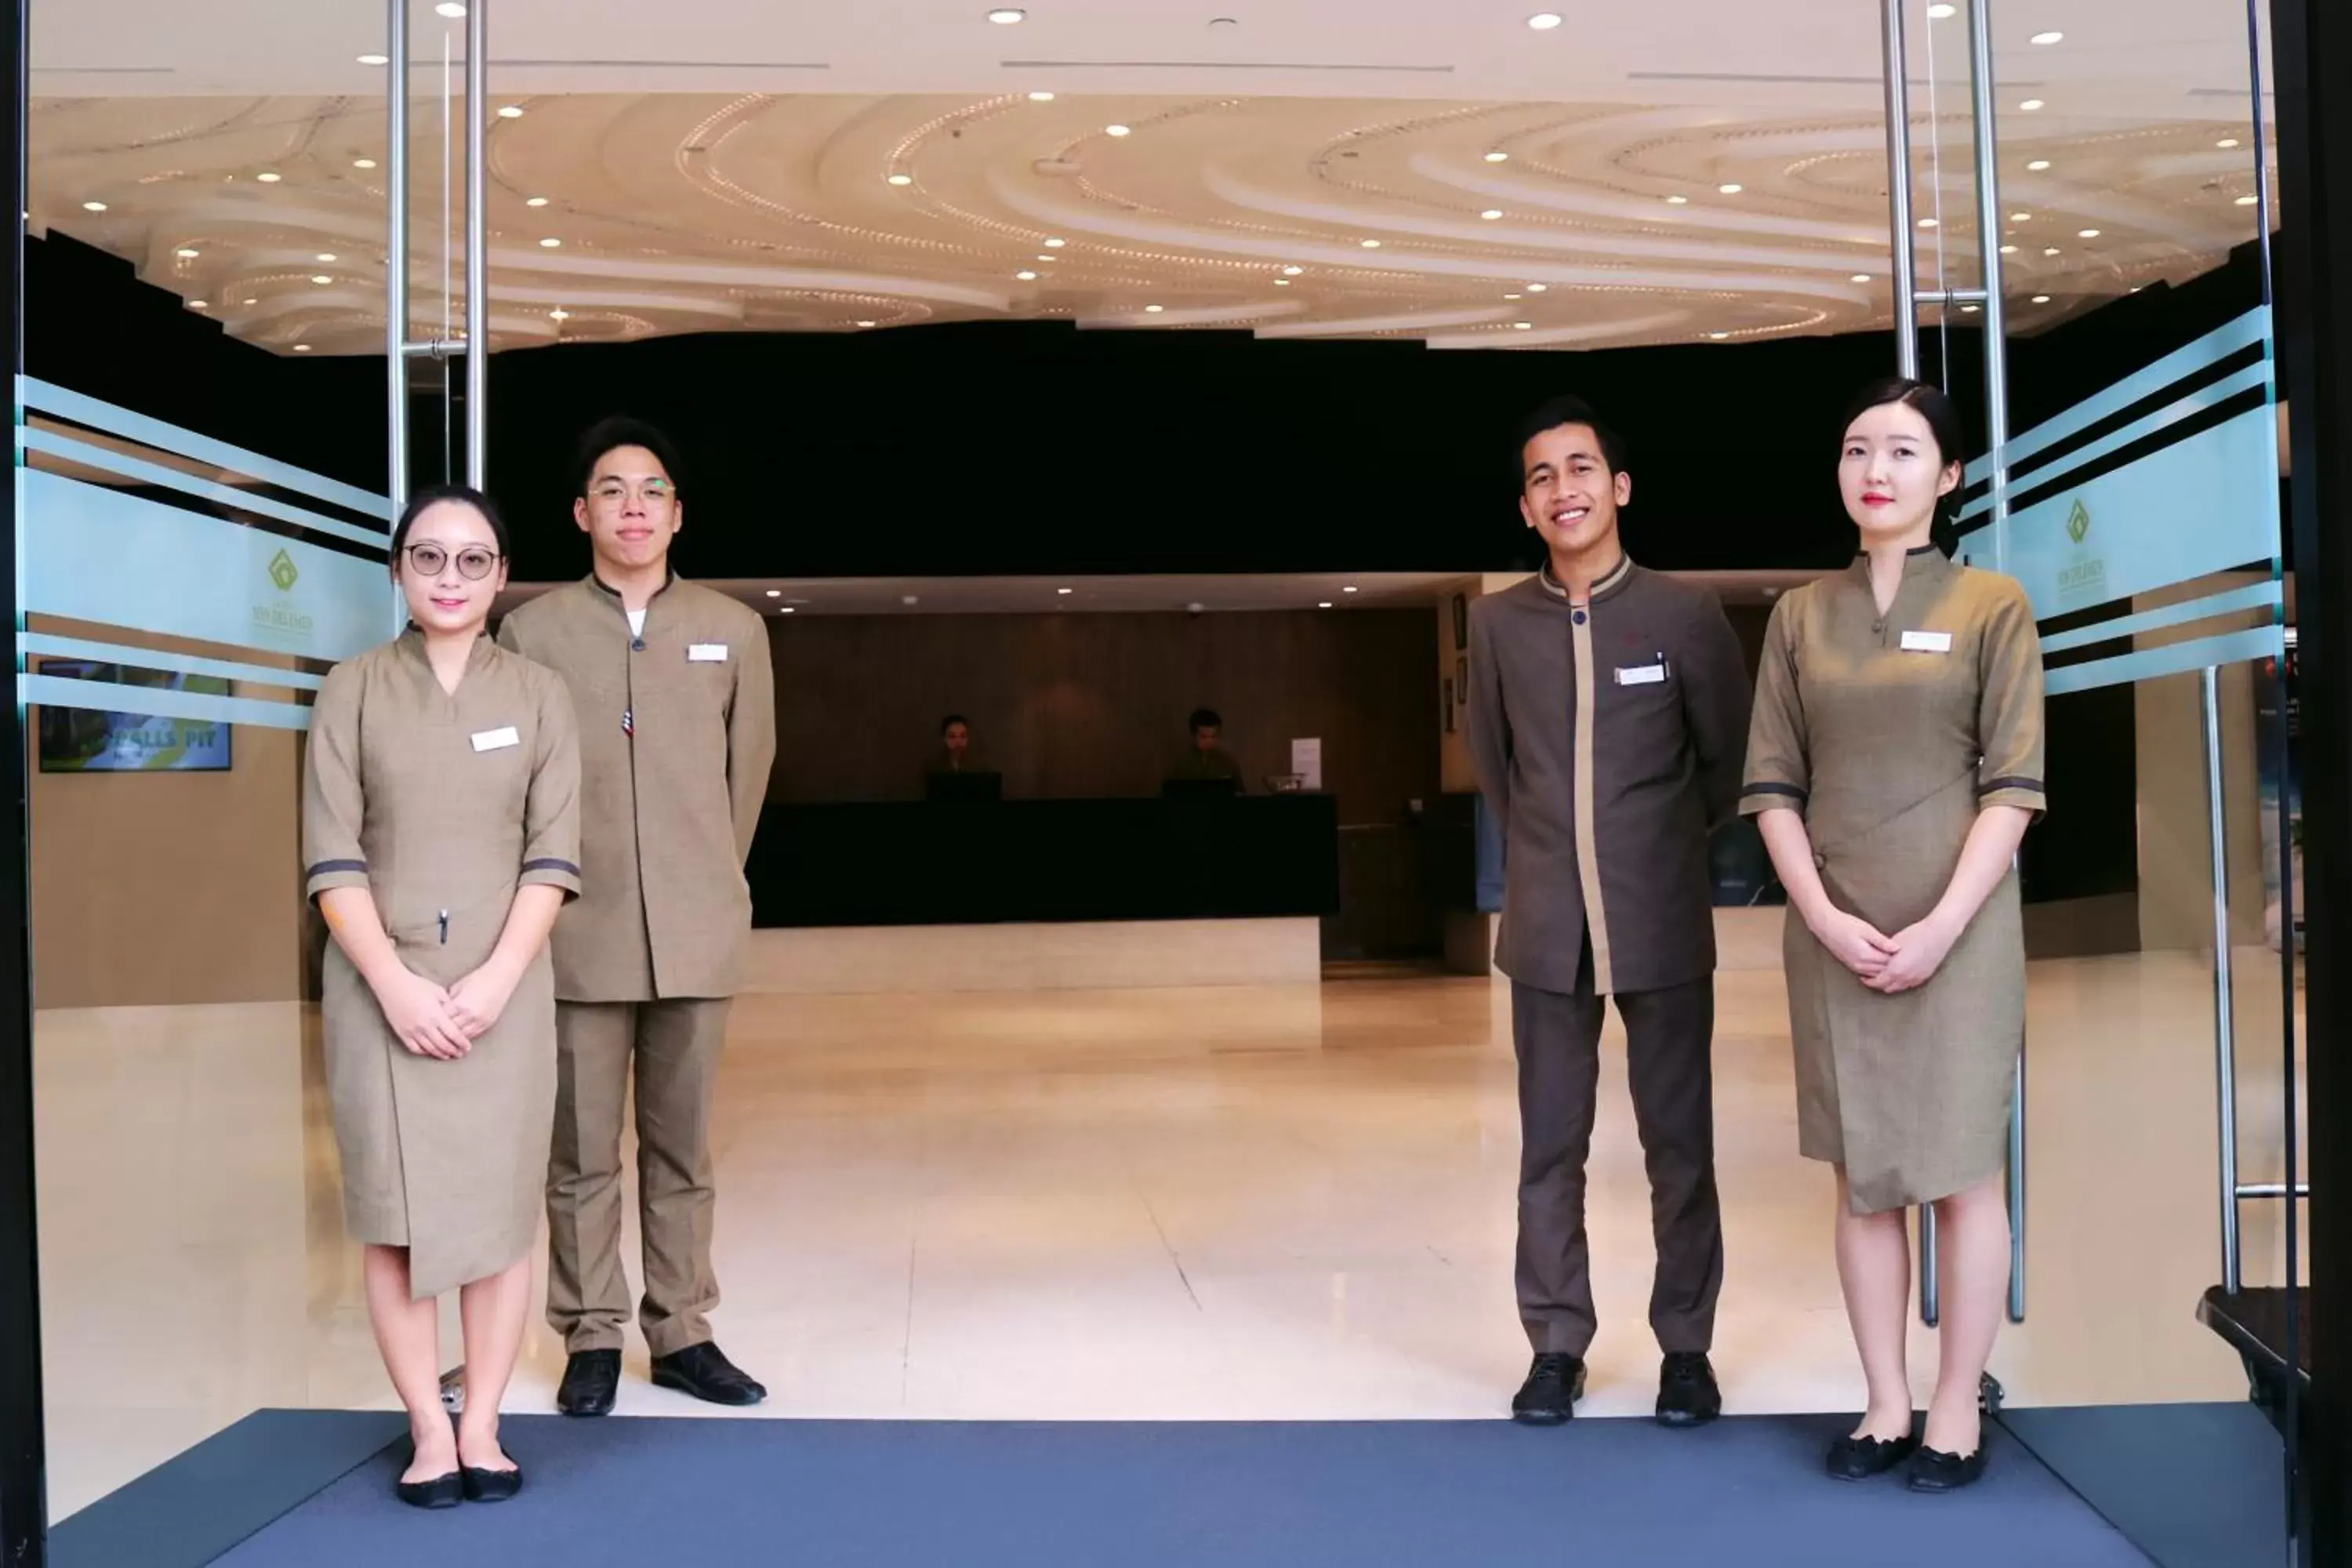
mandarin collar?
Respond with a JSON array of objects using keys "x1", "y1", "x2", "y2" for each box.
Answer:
[
  {"x1": 588, "y1": 568, "x2": 677, "y2": 614},
  {"x1": 1538, "y1": 551, "x2": 1636, "y2": 607},
  {"x1": 1849, "y1": 541, "x2": 1951, "y2": 586},
  {"x1": 397, "y1": 625, "x2": 495, "y2": 670}
]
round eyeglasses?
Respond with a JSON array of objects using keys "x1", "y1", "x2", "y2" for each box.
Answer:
[{"x1": 402, "y1": 543, "x2": 503, "y2": 580}]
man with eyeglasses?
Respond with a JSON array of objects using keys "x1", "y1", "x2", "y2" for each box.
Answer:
[{"x1": 495, "y1": 417, "x2": 777, "y2": 1417}]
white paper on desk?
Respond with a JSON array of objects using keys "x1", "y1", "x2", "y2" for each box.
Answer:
[{"x1": 1290, "y1": 738, "x2": 1323, "y2": 791}]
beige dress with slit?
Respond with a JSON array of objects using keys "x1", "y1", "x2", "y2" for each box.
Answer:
[{"x1": 1739, "y1": 546, "x2": 2046, "y2": 1214}]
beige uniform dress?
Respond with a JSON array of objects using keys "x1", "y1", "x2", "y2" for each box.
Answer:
[
  {"x1": 1740, "y1": 546, "x2": 2046, "y2": 1215},
  {"x1": 303, "y1": 632, "x2": 583, "y2": 1300}
]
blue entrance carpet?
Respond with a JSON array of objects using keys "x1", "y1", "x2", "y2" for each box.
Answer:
[{"x1": 212, "y1": 1412, "x2": 2150, "y2": 1568}]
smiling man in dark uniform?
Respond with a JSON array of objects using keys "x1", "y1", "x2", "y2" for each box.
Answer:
[{"x1": 1467, "y1": 395, "x2": 1751, "y2": 1428}]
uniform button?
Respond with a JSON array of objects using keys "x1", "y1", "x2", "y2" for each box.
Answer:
[
  {"x1": 1813, "y1": 852, "x2": 1828, "y2": 869},
  {"x1": 1572, "y1": 610, "x2": 1588, "y2": 626}
]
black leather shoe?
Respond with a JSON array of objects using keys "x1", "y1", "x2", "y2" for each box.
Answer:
[
  {"x1": 396, "y1": 1470, "x2": 463, "y2": 1510},
  {"x1": 651, "y1": 1341, "x2": 768, "y2": 1406},
  {"x1": 1828, "y1": 1428, "x2": 1920, "y2": 1481},
  {"x1": 461, "y1": 1465, "x2": 524, "y2": 1504},
  {"x1": 1510, "y1": 1352, "x2": 1586, "y2": 1425},
  {"x1": 1907, "y1": 1443, "x2": 1988, "y2": 1492},
  {"x1": 1656, "y1": 1352, "x2": 1722, "y2": 1427},
  {"x1": 556, "y1": 1348, "x2": 622, "y2": 1417}
]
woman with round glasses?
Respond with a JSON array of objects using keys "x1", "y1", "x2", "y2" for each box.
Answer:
[{"x1": 303, "y1": 484, "x2": 582, "y2": 1508}]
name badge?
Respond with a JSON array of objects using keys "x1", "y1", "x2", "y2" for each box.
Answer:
[
  {"x1": 1900, "y1": 630, "x2": 1955, "y2": 654},
  {"x1": 688, "y1": 643, "x2": 730, "y2": 662},
  {"x1": 471, "y1": 726, "x2": 521, "y2": 753},
  {"x1": 1613, "y1": 663, "x2": 1668, "y2": 687}
]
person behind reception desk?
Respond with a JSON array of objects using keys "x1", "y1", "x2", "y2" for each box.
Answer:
[
  {"x1": 1165, "y1": 707, "x2": 1244, "y2": 793},
  {"x1": 924, "y1": 714, "x2": 1001, "y2": 802}
]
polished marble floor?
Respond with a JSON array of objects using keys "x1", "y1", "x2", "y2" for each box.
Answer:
[{"x1": 33, "y1": 943, "x2": 2303, "y2": 1519}]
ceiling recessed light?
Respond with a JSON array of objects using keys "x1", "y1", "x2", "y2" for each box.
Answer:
[
  {"x1": 1037, "y1": 254, "x2": 1057, "y2": 262},
  {"x1": 310, "y1": 274, "x2": 333, "y2": 285},
  {"x1": 242, "y1": 297, "x2": 258, "y2": 305},
  {"x1": 1918, "y1": 217, "x2": 1940, "y2": 228},
  {"x1": 188, "y1": 299, "x2": 208, "y2": 309},
  {"x1": 293, "y1": 343, "x2": 312, "y2": 352},
  {"x1": 527, "y1": 196, "x2": 550, "y2": 207},
  {"x1": 1057, "y1": 587, "x2": 1073, "y2": 595},
  {"x1": 2020, "y1": 99, "x2": 2045, "y2": 111},
  {"x1": 1719, "y1": 183, "x2": 1744, "y2": 194},
  {"x1": 549, "y1": 307, "x2": 570, "y2": 321},
  {"x1": 2237, "y1": 194, "x2": 2261, "y2": 205},
  {"x1": 1016, "y1": 270, "x2": 1038, "y2": 280},
  {"x1": 1359, "y1": 238, "x2": 1383, "y2": 249},
  {"x1": 1281, "y1": 265, "x2": 1303, "y2": 276},
  {"x1": 1850, "y1": 273, "x2": 1871, "y2": 283},
  {"x1": 1999, "y1": 244, "x2": 2020, "y2": 254},
  {"x1": 2031, "y1": 30, "x2": 2064, "y2": 45},
  {"x1": 498, "y1": 105, "x2": 524, "y2": 118},
  {"x1": 435, "y1": 2, "x2": 465, "y2": 15},
  {"x1": 2044, "y1": 245, "x2": 2063, "y2": 256},
  {"x1": 81, "y1": 201, "x2": 107, "y2": 212},
  {"x1": 1318, "y1": 601, "x2": 1334, "y2": 609},
  {"x1": 987, "y1": 7, "x2": 1026, "y2": 22},
  {"x1": 1512, "y1": 321, "x2": 1533, "y2": 330},
  {"x1": 1927, "y1": 2, "x2": 1955, "y2": 16},
  {"x1": 358, "y1": 53, "x2": 389, "y2": 65},
  {"x1": 2218, "y1": 137, "x2": 2241, "y2": 149},
  {"x1": 1504, "y1": 292, "x2": 1523, "y2": 300},
  {"x1": 354, "y1": 158, "x2": 378, "y2": 169},
  {"x1": 902, "y1": 595, "x2": 920, "y2": 607},
  {"x1": 1526, "y1": 282, "x2": 1548, "y2": 292},
  {"x1": 176, "y1": 246, "x2": 200, "y2": 258},
  {"x1": 1709, "y1": 332, "x2": 1731, "y2": 340},
  {"x1": 1027, "y1": 90, "x2": 1056, "y2": 102},
  {"x1": 1145, "y1": 304, "x2": 1164, "y2": 313},
  {"x1": 2027, "y1": 158, "x2": 2053, "y2": 171},
  {"x1": 1962, "y1": 303, "x2": 1982, "y2": 313},
  {"x1": 1480, "y1": 209, "x2": 1504, "y2": 220},
  {"x1": 2031, "y1": 294, "x2": 2053, "y2": 303},
  {"x1": 1044, "y1": 237, "x2": 1066, "y2": 248},
  {"x1": 2078, "y1": 227, "x2": 2101, "y2": 238},
  {"x1": 1274, "y1": 278, "x2": 1291, "y2": 285},
  {"x1": 256, "y1": 172, "x2": 282, "y2": 183},
  {"x1": 1528, "y1": 12, "x2": 1564, "y2": 28},
  {"x1": 2011, "y1": 211, "x2": 2031, "y2": 221},
  {"x1": 316, "y1": 252, "x2": 338, "y2": 262},
  {"x1": 766, "y1": 589, "x2": 782, "y2": 597},
  {"x1": 539, "y1": 237, "x2": 562, "y2": 248},
  {"x1": 1666, "y1": 194, "x2": 1689, "y2": 205},
  {"x1": 1342, "y1": 586, "x2": 1358, "y2": 593},
  {"x1": 1485, "y1": 151, "x2": 1510, "y2": 163},
  {"x1": 1105, "y1": 124, "x2": 1132, "y2": 137},
  {"x1": 887, "y1": 172, "x2": 914, "y2": 186}
]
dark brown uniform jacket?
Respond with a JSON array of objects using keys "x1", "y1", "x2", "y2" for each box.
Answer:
[
  {"x1": 1468, "y1": 558, "x2": 1752, "y2": 997},
  {"x1": 497, "y1": 575, "x2": 777, "y2": 1002}
]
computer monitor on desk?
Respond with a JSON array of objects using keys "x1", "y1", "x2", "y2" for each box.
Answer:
[{"x1": 925, "y1": 771, "x2": 1003, "y2": 804}]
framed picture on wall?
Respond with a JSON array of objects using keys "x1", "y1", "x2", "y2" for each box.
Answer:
[{"x1": 1452, "y1": 593, "x2": 1469, "y2": 651}]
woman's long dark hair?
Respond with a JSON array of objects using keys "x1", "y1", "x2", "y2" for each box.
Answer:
[{"x1": 1841, "y1": 377, "x2": 1967, "y2": 555}]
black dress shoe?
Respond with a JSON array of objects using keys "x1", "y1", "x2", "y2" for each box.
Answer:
[
  {"x1": 396, "y1": 1470, "x2": 463, "y2": 1510},
  {"x1": 1510, "y1": 1352, "x2": 1587, "y2": 1425},
  {"x1": 556, "y1": 1348, "x2": 622, "y2": 1417},
  {"x1": 1827, "y1": 1428, "x2": 1920, "y2": 1481},
  {"x1": 651, "y1": 1341, "x2": 768, "y2": 1406},
  {"x1": 1907, "y1": 1443, "x2": 1988, "y2": 1492},
  {"x1": 1656, "y1": 1352, "x2": 1722, "y2": 1428},
  {"x1": 461, "y1": 1465, "x2": 524, "y2": 1504}
]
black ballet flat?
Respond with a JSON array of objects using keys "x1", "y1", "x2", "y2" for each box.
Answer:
[
  {"x1": 397, "y1": 1470, "x2": 464, "y2": 1510},
  {"x1": 461, "y1": 1464, "x2": 524, "y2": 1503},
  {"x1": 1826, "y1": 1428, "x2": 1919, "y2": 1481},
  {"x1": 1907, "y1": 1443, "x2": 1988, "y2": 1493}
]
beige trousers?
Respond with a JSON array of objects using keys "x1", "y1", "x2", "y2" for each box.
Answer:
[{"x1": 545, "y1": 997, "x2": 733, "y2": 1358}]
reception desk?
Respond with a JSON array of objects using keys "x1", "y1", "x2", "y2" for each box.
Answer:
[{"x1": 746, "y1": 794, "x2": 1341, "y2": 928}]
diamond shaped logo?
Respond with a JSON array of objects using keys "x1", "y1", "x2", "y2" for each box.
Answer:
[
  {"x1": 267, "y1": 548, "x2": 299, "y2": 593},
  {"x1": 2065, "y1": 499, "x2": 2092, "y2": 545}
]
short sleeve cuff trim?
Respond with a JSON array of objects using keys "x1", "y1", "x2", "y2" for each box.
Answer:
[
  {"x1": 520, "y1": 859, "x2": 583, "y2": 898},
  {"x1": 305, "y1": 861, "x2": 370, "y2": 901},
  {"x1": 1738, "y1": 782, "x2": 1807, "y2": 816},
  {"x1": 1977, "y1": 777, "x2": 2045, "y2": 797}
]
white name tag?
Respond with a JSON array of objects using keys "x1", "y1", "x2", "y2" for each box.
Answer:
[
  {"x1": 470, "y1": 726, "x2": 521, "y2": 753},
  {"x1": 688, "y1": 643, "x2": 730, "y2": 662},
  {"x1": 1901, "y1": 630, "x2": 1955, "y2": 654},
  {"x1": 1613, "y1": 663, "x2": 1668, "y2": 687}
]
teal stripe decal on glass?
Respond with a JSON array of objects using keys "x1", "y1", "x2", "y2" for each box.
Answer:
[
  {"x1": 1956, "y1": 359, "x2": 2272, "y2": 524},
  {"x1": 19, "y1": 426, "x2": 391, "y2": 552},
  {"x1": 22, "y1": 467, "x2": 394, "y2": 663},
  {"x1": 18, "y1": 376, "x2": 392, "y2": 522},
  {"x1": 20, "y1": 673, "x2": 311, "y2": 731},
  {"x1": 1963, "y1": 310, "x2": 2270, "y2": 485},
  {"x1": 2038, "y1": 581, "x2": 2282, "y2": 655},
  {"x1": 17, "y1": 633, "x2": 325, "y2": 691},
  {"x1": 2044, "y1": 626, "x2": 2283, "y2": 697},
  {"x1": 1956, "y1": 407, "x2": 2282, "y2": 621}
]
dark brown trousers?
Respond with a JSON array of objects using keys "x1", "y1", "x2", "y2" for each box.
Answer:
[{"x1": 1512, "y1": 942, "x2": 1723, "y2": 1358}]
